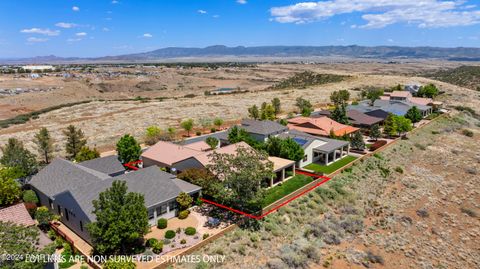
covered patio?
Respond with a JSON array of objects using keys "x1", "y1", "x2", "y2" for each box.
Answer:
[
  {"x1": 268, "y1": 156, "x2": 296, "y2": 187},
  {"x1": 313, "y1": 143, "x2": 350, "y2": 165}
]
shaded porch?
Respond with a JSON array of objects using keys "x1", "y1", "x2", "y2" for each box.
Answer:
[
  {"x1": 313, "y1": 144, "x2": 350, "y2": 165},
  {"x1": 267, "y1": 156, "x2": 296, "y2": 187}
]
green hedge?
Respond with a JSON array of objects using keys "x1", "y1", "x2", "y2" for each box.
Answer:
[
  {"x1": 185, "y1": 227, "x2": 196, "y2": 236},
  {"x1": 165, "y1": 230, "x2": 176, "y2": 239},
  {"x1": 157, "y1": 218, "x2": 167, "y2": 229}
]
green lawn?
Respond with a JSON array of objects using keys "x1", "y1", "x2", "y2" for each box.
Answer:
[
  {"x1": 262, "y1": 175, "x2": 314, "y2": 207},
  {"x1": 304, "y1": 155, "x2": 357, "y2": 174}
]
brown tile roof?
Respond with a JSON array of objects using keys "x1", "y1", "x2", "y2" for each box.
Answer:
[
  {"x1": 141, "y1": 141, "x2": 202, "y2": 166},
  {"x1": 0, "y1": 203, "x2": 36, "y2": 227},
  {"x1": 287, "y1": 116, "x2": 359, "y2": 137}
]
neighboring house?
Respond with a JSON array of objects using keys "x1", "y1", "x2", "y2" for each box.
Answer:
[
  {"x1": 383, "y1": 91, "x2": 442, "y2": 109},
  {"x1": 405, "y1": 84, "x2": 422, "y2": 95},
  {"x1": 287, "y1": 116, "x2": 359, "y2": 137},
  {"x1": 348, "y1": 99, "x2": 432, "y2": 117},
  {"x1": 142, "y1": 141, "x2": 295, "y2": 187},
  {"x1": 238, "y1": 119, "x2": 289, "y2": 142},
  {"x1": 28, "y1": 158, "x2": 200, "y2": 243},
  {"x1": 312, "y1": 109, "x2": 383, "y2": 128},
  {"x1": 278, "y1": 129, "x2": 350, "y2": 167},
  {"x1": 0, "y1": 203, "x2": 36, "y2": 227}
]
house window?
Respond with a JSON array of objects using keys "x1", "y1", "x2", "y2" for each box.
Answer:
[
  {"x1": 48, "y1": 199, "x2": 53, "y2": 209},
  {"x1": 64, "y1": 208, "x2": 69, "y2": 221},
  {"x1": 168, "y1": 201, "x2": 177, "y2": 210},
  {"x1": 57, "y1": 205, "x2": 61, "y2": 214},
  {"x1": 148, "y1": 209, "x2": 154, "y2": 220},
  {"x1": 156, "y1": 204, "x2": 167, "y2": 215},
  {"x1": 303, "y1": 155, "x2": 308, "y2": 162},
  {"x1": 80, "y1": 221, "x2": 83, "y2": 232}
]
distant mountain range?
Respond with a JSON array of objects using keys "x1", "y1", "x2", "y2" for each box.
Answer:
[{"x1": 3, "y1": 45, "x2": 480, "y2": 63}]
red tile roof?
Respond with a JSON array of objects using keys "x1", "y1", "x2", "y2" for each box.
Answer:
[
  {"x1": 287, "y1": 116, "x2": 359, "y2": 137},
  {"x1": 0, "y1": 203, "x2": 36, "y2": 227}
]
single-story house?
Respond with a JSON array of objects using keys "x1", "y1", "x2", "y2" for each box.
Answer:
[
  {"x1": 287, "y1": 116, "x2": 359, "y2": 137},
  {"x1": 78, "y1": 155, "x2": 126, "y2": 177},
  {"x1": 312, "y1": 109, "x2": 383, "y2": 128},
  {"x1": 142, "y1": 141, "x2": 295, "y2": 187},
  {"x1": 238, "y1": 119, "x2": 288, "y2": 142},
  {"x1": 348, "y1": 99, "x2": 432, "y2": 117},
  {"x1": 28, "y1": 158, "x2": 200, "y2": 243},
  {"x1": 278, "y1": 129, "x2": 350, "y2": 167}
]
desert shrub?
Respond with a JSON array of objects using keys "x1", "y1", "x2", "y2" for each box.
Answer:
[
  {"x1": 176, "y1": 227, "x2": 181, "y2": 234},
  {"x1": 165, "y1": 230, "x2": 176, "y2": 239},
  {"x1": 460, "y1": 207, "x2": 478, "y2": 218},
  {"x1": 180, "y1": 239, "x2": 186, "y2": 244},
  {"x1": 146, "y1": 238, "x2": 158, "y2": 247},
  {"x1": 185, "y1": 227, "x2": 196, "y2": 236},
  {"x1": 23, "y1": 190, "x2": 39, "y2": 204},
  {"x1": 370, "y1": 140, "x2": 387, "y2": 151},
  {"x1": 394, "y1": 166, "x2": 403, "y2": 174},
  {"x1": 80, "y1": 264, "x2": 88, "y2": 269},
  {"x1": 416, "y1": 209, "x2": 429, "y2": 218},
  {"x1": 279, "y1": 245, "x2": 309, "y2": 268},
  {"x1": 178, "y1": 210, "x2": 189, "y2": 219},
  {"x1": 462, "y1": 129, "x2": 474, "y2": 137},
  {"x1": 196, "y1": 131, "x2": 202, "y2": 136},
  {"x1": 163, "y1": 239, "x2": 171, "y2": 244},
  {"x1": 151, "y1": 241, "x2": 163, "y2": 254},
  {"x1": 340, "y1": 217, "x2": 364, "y2": 234},
  {"x1": 157, "y1": 218, "x2": 167, "y2": 229},
  {"x1": 465, "y1": 168, "x2": 477, "y2": 175},
  {"x1": 414, "y1": 143, "x2": 426, "y2": 150},
  {"x1": 315, "y1": 187, "x2": 339, "y2": 202},
  {"x1": 365, "y1": 251, "x2": 385, "y2": 265},
  {"x1": 210, "y1": 128, "x2": 216, "y2": 133},
  {"x1": 55, "y1": 237, "x2": 65, "y2": 249},
  {"x1": 266, "y1": 258, "x2": 287, "y2": 269},
  {"x1": 202, "y1": 233, "x2": 209, "y2": 240}
]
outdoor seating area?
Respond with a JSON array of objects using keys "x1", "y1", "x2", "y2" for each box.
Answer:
[{"x1": 304, "y1": 155, "x2": 357, "y2": 175}]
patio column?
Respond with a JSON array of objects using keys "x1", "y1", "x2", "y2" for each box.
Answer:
[
  {"x1": 270, "y1": 176, "x2": 273, "y2": 187},
  {"x1": 340, "y1": 147, "x2": 344, "y2": 157},
  {"x1": 282, "y1": 168, "x2": 285, "y2": 182},
  {"x1": 153, "y1": 209, "x2": 157, "y2": 223},
  {"x1": 325, "y1": 152, "x2": 329, "y2": 165},
  {"x1": 293, "y1": 164, "x2": 296, "y2": 176}
]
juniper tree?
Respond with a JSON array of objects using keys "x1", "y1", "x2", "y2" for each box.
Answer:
[{"x1": 63, "y1": 125, "x2": 87, "y2": 160}]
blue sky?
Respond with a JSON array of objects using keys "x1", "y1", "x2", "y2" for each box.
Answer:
[{"x1": 1, "y1": 0, "x2": 479, "y2": 58}]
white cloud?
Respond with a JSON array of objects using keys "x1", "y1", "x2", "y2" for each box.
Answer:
[
  {"x1": 55, "y1": 22, "x2": 77, "y2": 29},
  {"x1": 143, "y1": 33, "x2": 153, "y2": 38},
  {"x1": 387, "y1": 38, "x2": 394, "y2": 43},
  {"x1": 198, "y1": 9, "x2": 207, "y2": 14},
  {"x1": 112, "y1": 0, "x2": 119, "y2": 3},
  {"x1": 20, "y1": 28, "x2": 60, "y2": 36},
  {"x1": 27, "y1": 37, "x2": 48, "y2": 43},
  {"x1": 72, "y1": 6, "x2": 80, "y2": 11},
  {"x1": 102, "y1": 27, "x2": 110, "y2": 32},
  {"x1": 67, "y1": 38, "x2": 82, "y2": 42},
  {"x1": 213, "y1": 14, "x2": 220, "y2": 18},
  {"x1": 270, "y1": 0, "x2": 480, "y2": 28},
  {"x1": 237, "y1": 0, "x2": 247, "y2": 4},
  {"x1": 75, "y1": 32, "x2": 87, "y2": 36}
]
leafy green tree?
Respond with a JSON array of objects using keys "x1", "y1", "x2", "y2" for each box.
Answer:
[
  {"x1": 369, "y1": 124, "x2": 381, "y2": 141},
  {"x1": 180, "y1": 119, "x2": 194, "y2": 137},
  {"x1": 248, "y1": 105, "x2": 260, "y2": 120},
  {"x1": 227, "y1": 126, "x2": 259, "y2": 148},
  {"x1": 176, "y1": 192, "x2": 193, "y2": 210},
  {"x1": 103, "y1": 258, "x2": 136, "y2": 269},
  {"x1": 177, "y1": 168, "x2": 221, "y2": 198},
  {"x1": 331, "y1": 105, "x2": 349, "y2": 124},
  {"x1": 213, "y1": 118, "x2": 224, "y2": 130},
  {"x1": 405, "y1": 106, "x2": 423, "y2": 123},
  {"x1": 35, "y1": 206, "x2": 53, "y2": 230},
  {"x1": 330, "y1": 90, "x2": 350, "y2": 107},
  {"x1": 116, "y1": 135, "x2": 141, "y2": 164},
  {"x1": 363, "y1": 88, "x2": 384, "y2": 105},
  {"x1": 63, "y1": 125, "x2": 87, "y2": 160},
  {"x1": 265, "y1": 136, "x2": 283, "y2": 157},
  {"x1": 395, "y1": 116, "x2": 413, "y2": 136},
  {"x1": 260, "y1": 103, "x2": 276, "y2": 120},
  {"x1": 75, "y1": 146, "x2": 100, "y2": 162},
  {"x1": 350, "y1": 131, "x2": 365, "y2": 150},
  {"x1": 271, "y1": 97, "x2": 281, "y2": 116},
  {"x1": 0, "y1": 167, "x2": 23, "y2": 206},
  {"x1": 205, "y1": 137, "x2": 219, "y2": 150},
  {"x1": 167, "y1": 127, "x2": 176, "y2": 140},
  {"x1": 383, "y1": 114, "x2": 397, "y2": 137},
  {"x1": 296, "y1": 97, "x2": 313, "y2": 116},
  {"x1": 0, "y1": 221, "x2": 56, "y2": 269},
  {"x1": 33, "y1": 127, "x2": 54, "y2": 164},
  {"x1": 391, "y1": 84, "x2": 403, "y2": 91},
  {"x1": 279, "y1": 138, "x2": 305, "y2": 162},
  {"x1": 87, "y1": 180, "x2": 149, "y2": 255},
  {"x1": 417, "y1": 83, "x2": 439, "y2": 98},
  {"x1": 207, "y1": 146, "x2": 273, "y2": 211},
  {"x1": 144, "y1": 125, "x2": 162, "y2": 146},
  {"x1": 23, "y1": 189, "x2": 39, "y2": 204},
  {"x1": 0, "y1": 138, "x2": 38, "y2": 176}
]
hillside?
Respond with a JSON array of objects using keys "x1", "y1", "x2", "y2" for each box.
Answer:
[
  {"x1": 268, "y1": 71, "x2": 350, "y2": 90},
  {"x1": 427, "y1": 66, "x2": 480, "y2": 91}
]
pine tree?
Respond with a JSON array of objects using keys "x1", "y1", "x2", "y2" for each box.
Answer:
[
  {"x1": 369, "y1": 124, "x2": 381, "y2": 141},
  {"x1": 248, "y1": 105, "x2": 260, "y2": 120},
  {"x1": 271, "y1": 97, "x2": 281, "y2": 116},
  {"x1": 33, "y1": 127, "x2": 54, "y2": 164},
  {"x1": 63, "y1": 125, "x2": 87, "y2": 160},
  {"x1": 0, "y1": 138, "x2": 38, "y2": 176},
  {"x1": 350, "y1": 131, "x2": 365, "y2": 150}
]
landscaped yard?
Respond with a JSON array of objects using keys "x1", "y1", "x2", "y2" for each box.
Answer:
[
  {"x1": 262, "y1": 174, "x2": 314, "y2": 207},
  {"x1": 304, "y1": 155, "x2": 358, "y2": 174}
]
